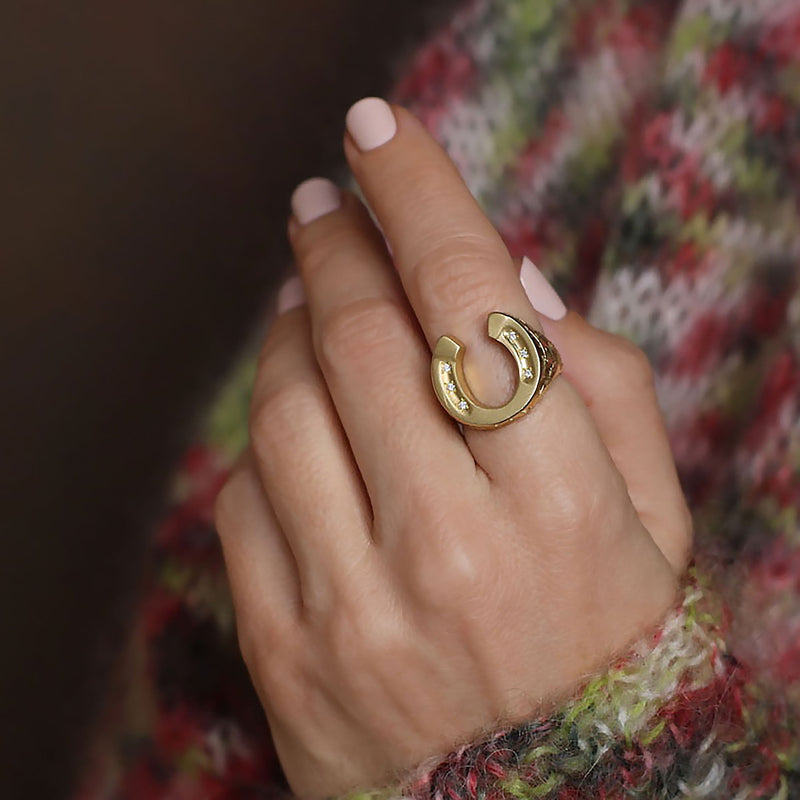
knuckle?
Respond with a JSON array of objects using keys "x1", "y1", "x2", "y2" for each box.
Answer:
[
  {"x1": 318, "y1": 296, "x2": 409, "y2": 371},
  {"x1": 249, "y1": 381, "x2": 322, "y2": 452},
  {"x1": 299, "y1": 228, "x2": 347, "y2": 282},
  {"x1": 610, "y1": 336, "x2": 656, "y2": 389},
  {"x1": 543, "y1": 474, "x2": 598, "y2": 534},
  {"x1": 406, "y1": 536, "x2": 489, "y2": 611},
  {"x1": 237, "y1": 613, "x2": 297, "y2": 687},
  {"x1": 324, "y1": 603, "x2": 401, "y2": 666},
  {"x1": 413, "y1": 235, "x2": 501, "y2": 319}
]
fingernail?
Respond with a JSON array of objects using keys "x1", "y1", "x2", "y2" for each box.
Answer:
[
  {"x1": 277, "y1": 275, "x2": 306, "y2": 313},
  {"x1": 520, "y1": 256, "x2": 567, "y2": 321},
  {"x1": 345, "y1": 97, "x2": 397, "y2": 151},
  {"x1": 291, "y1": 178, "x2": 340, "y2": 225}
]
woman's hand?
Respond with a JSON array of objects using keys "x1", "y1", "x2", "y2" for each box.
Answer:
[{"x1": 214, "y1": 98, "x2": 692, "y2": 799}]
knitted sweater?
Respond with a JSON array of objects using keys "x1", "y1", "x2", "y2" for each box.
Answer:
[{"x1": 77, "y1": 0, "x2": 800, "y2": 797}]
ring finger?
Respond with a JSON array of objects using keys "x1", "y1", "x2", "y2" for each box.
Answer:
[{"x1": 249, "y1": 303, "x2": 373, "y2": 611}]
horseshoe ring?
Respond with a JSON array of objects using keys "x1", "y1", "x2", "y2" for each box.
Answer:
[{"x1": 431, "y1": 311, "x2": 562, "y2": 429}]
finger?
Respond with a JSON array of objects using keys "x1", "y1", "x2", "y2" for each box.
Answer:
[
  {"x1": 541, "y1": 313, "x2": 693, "y2": 574},
  {"x1": 287, "y1": 179, "x2": 474, "y2": 508},
  {"x1": 342, "y1": 97, "x2": 578, "y2": 479},
  {"x1": 250, "y1": 301, "x2": 374, "y2": 611},
  {"x1": 514, "y1": 256, "x2": 693, "y2": 574},
  {"x1": 343, "y1": 100, "x2": 538, "y2": 403},
  {"x1": 215, "y1": 453, "x2": 301, "y2": 639}
]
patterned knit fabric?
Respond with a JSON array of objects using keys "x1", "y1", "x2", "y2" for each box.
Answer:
[{"x1": 77, "y1": 0, "x2": 800, "y2": 797}]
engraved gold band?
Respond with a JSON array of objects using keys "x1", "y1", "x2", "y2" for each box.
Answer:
[{"x1": 431, "y1": 311, "x2": 562, "y2": 429}]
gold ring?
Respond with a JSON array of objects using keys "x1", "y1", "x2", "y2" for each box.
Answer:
[{"x1": 431, "y1": 311, "x2": 562, "y2": 429}]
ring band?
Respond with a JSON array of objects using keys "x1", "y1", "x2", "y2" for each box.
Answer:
[{"x1": 431, "y1": 311, "x2": 562, "y2": 429}]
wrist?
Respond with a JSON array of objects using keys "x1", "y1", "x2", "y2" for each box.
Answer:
[{"x1": 338, "y1": 566, "x2": 730, "y2": 800}]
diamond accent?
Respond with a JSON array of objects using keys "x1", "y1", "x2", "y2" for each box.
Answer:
[
  {"x1": 447, "y1": 381, "x2": 456, "y2": 391},
  {"x1": 523, "y1": 368, "x2": 533, "y2": 379},
  {"x1": 520, "y1": 347, "x2": 529, "y2": 358},
  {"x1": 442, "y1": 362, "x2": 452, "y2": 373},
  {"x1": 507, "y1": 330, "x2": 518, "y2": 342},
  {"x1": 458, "y1": 399, "x2": 469, "y2": 411}
]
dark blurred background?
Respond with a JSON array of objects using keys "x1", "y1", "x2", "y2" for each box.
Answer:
[{"x1": 0, "y1": 1, "x2": 458, "y2": 794}]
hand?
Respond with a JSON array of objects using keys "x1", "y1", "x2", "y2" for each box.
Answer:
[{"x1": 214, "y1": 98, "x2": 692, "y2": 799}]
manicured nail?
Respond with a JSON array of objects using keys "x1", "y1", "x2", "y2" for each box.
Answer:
[
  {"x1": 520, "y1": 256, "x2": 567, "y2": 321},
  {"x1": 277, "y1": 275, "x2": 306, "y2": 313},
  {"x1": 291, "y1": 178, "x2": 340, "y2": 225},
  {"x1": 345, "y1": 97, "x2": 397, "y2": 151}
]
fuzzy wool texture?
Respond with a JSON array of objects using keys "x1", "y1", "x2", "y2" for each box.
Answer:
[{"x1": 77, "y1": 0, "x2": 800, "y2": 798}]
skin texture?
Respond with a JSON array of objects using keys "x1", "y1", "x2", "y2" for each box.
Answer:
[
  {"x1": 0, "y1": 2, "x2": 460, "y2": 794},
  {"x1": 215, "y1": 103, "x2": 693, "y2": 799}
]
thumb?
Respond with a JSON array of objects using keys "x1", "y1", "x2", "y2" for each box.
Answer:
[{"x1": 517, "y1": 256, "x2": 692, "y2": 575}]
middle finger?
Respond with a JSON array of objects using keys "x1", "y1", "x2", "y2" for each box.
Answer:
[
  {"x1": 288, "y1": 180, "x2": 474, "y2": 510},
  {"x1": 343, "y1": 98, "x2": 580, "y2": 476}
]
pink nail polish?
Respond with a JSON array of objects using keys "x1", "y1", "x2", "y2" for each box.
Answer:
[
  {"x1": 345, "y1": 97, "x2": 397, "y2": 151},
  {"x1": 291, "y1": 178, "x2": 340, "y2": 225},
  {"x1": 520, "y1": 256, "x2": 567, "y2": 321},
  {"x1": 277, "y1": 275, "x2": 306, "y2": 313}
]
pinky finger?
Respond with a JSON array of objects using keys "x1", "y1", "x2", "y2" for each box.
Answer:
[
  {"x1": 215, "y1": 451, "x2": 302, "y2": 654},
  {"x1": 535, "y1": 313, "x2": 692, "y2": 575}
]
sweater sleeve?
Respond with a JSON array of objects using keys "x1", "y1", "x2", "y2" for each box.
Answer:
[{"x1": 338, "y1": 566, "x2": 774, "y2": 800}]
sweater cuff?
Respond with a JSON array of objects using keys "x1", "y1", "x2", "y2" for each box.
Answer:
[{"x1": 342, "y1": 566, "x2": 746, "y2": 800}]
